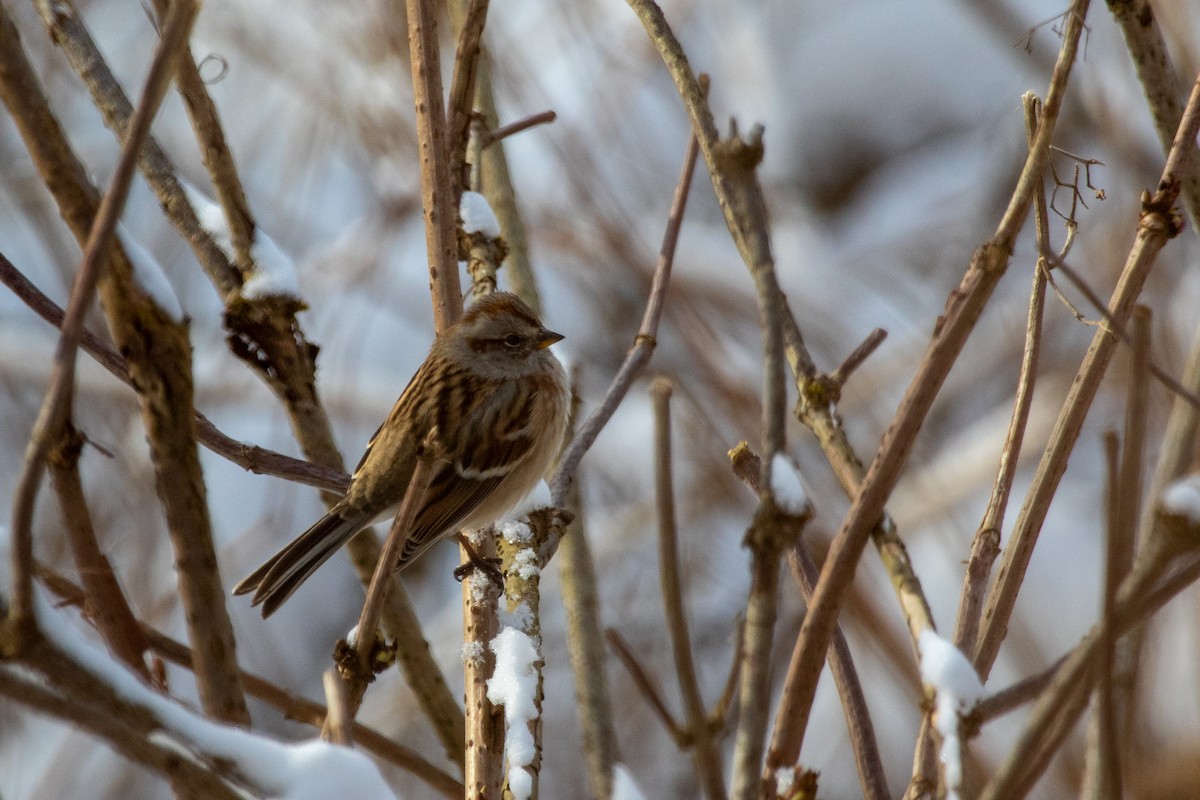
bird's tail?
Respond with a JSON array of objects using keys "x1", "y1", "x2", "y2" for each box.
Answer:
[{"x1": 233, "y1": 509, "x2": 371, "y2": 618}]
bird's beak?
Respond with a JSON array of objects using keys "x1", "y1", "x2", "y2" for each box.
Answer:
[{"x1": 536, "y1": 329, "x2": 564, "y2": 349}]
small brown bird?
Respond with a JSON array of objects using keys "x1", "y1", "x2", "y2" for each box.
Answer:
[{"x1": 234, "y1": 292, "x2": 569, "y2": 617}]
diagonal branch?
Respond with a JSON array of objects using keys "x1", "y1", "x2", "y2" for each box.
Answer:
[
  {"x1": 4, "y1": 0, "x2": 199, "y2": 649},
  {"x1": 766, "y1": 0, "x2": 1091, "y2": 762},
  {"x1": 974, "y1": 67, "x2": 1200, "y2": 677}
]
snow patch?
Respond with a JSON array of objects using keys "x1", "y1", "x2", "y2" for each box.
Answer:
[
  {"x1": 181, "y1": 180, "x2": 301, "y2": 301},
  {"x1": 36, "y1": 590, "x2": 396, "y2": 799},
  {"x1": 116, "y1": 226, "x2": 184, "y2": 322},
  {"x1": 460, "y1": 190, "x2": 501, "y2": 238},
  {"x1": 770, "y1": 452, "x2": 811, "y2": 515},
  {"x1": 612, "y1": 764, "x2": 648, "y2": 800},
  {"x1": 1162, "y1": 474, "x2": 1200, "y2": 524},
  {"x1": 918, "y1": 629, "x2": 985, "y2": 800},
  {"x1": 487, "y1": 627, "x2": 541, "y2": 800}
]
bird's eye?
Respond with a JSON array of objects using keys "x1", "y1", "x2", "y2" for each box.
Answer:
[{"x1": 503, "y1": 333, "x2": 523, "y2": 348}]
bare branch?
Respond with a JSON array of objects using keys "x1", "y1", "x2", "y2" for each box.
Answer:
[
  {"x1": 5, "y1": 0, "x2": 199, "y2": 651},
  {"x1": 975, "y1": 66, "x2": 1200, "y2": 677},
  {"x1": 550, "y1": 99, "x2": 702, "y2": 506},
  {"x1": 407, "y1": 0, "x2": 463, "y2": 331},
  {"x1": 483, "y1": 110, "x2": 557, "y2": 148},
  {"x1": 730, "y1": 445, "x2": 889, "y2": 800},
  {"x1": 652, "y1": 379, "x2": 727, "y2": 799},
  {"x1": 767, "y1": 1, "x2": 1088, "y2": 756},
  {"x1": 606, "y1": 628, "x2": 685, "y2": 741},
  {"x1": 335, "y1": 447, "x2": 440, "y2": 720}
]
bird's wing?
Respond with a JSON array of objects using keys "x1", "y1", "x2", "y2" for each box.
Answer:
[{"x1": 397, "y1": 421, "x2": 537, "y2": 569}]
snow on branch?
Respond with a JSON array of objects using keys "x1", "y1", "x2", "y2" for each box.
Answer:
[
  {"x1": 36, "y1": 591, "x2": 395, "y2": 800},
  {"x1": 917, "y1": 629, "x2": 985, "y2": 800},
  {"x1": 459, "y1": 190, "x2": 501, "y2": 237},
  {"x1": 181, "y1": 180, "x2": 301, "y2": 301},
  {"x1": 116, "y1": 226, "x2": 184, "y2": 322},
  {"x1": 770, "y1": 452, "x2": 812, "y2": 516}
]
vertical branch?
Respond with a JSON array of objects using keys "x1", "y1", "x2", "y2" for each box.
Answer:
[
  {"x1": 446, "y1": 0, "x2": 541, "y2": 310},
  {"x1": 446, "y1": 0, "x2": 489, "y2": 201},
  {"x1": 556, "y1": 385, "x2": 620, "y2": 799},
  {"x1": 1083, "y1": 306, "x2": 1150, "y2": 798},
  {"x1": 731, "y1": 446, "x2": 888, "y2": 800},
  {"x1": 1083, "y1": 432, "x2": 1123, "y2": 800},
  {"x1": 148, "y1": 0, "x2": 256, "y2": 270},
  {"x1": 708, "y1": 125, "x2": 793, "y2": 800},
  {"x1": 463, "y1": 556, "x2": 504, "y2": 799},
  {"x1": 1106, "y1": 0, "x2": 1200, "y2": 231},
  {"x1": 495, "y1": 515, "x2": 551, "y2": 800},
  {"x1": 652, "y1": 379, "x2": 727, "y2": 800},
  {"x1": 406, "y1": 0, "x2": 463, "y2": 331}
]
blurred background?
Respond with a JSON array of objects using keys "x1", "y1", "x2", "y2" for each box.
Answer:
[{"x1": 2, "y1": 0, "x2": 1199, "y2": 797}]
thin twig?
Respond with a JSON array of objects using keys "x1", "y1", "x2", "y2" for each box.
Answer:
[
  {"x1": 483, "y1": 110, "x2": 557, "y2": 148},
  {"x1": 549, "y1": 97, "x2": 702, "y2": 506},
  {"x1": 828, "y1": 328, "x2": 887, "y2": 387},
  {"x1": 652, "y1": 379, "x2": 727, "y2": 799},
  {"x1": 954, "y1": 94, "x2": 1051, "y2": 656},
  {"x1": 555, "y1": 378, "x2": 620, "y2": 799},
  {"x1": 1106, "y1": 0, "x2": 1200, "y2": 233},
  {"x1": 1040, "y1": 250, "x2": 1200, "y2": 408},
  {"x1": 1086, "y1": 431, "x2": 1123, "y2": 799},
  {"x1": 338, "y1": 447, "x2": 439, "y2": 719},
  {"x1": 46, "y1": 425, "x2": 152, "y2": 681},
  {"x1": 605, "y1": 628, "x2": 685, "y2": 740},
  {"x1": 730, "y1": 445, "x2": 889, "y2": 800},
  {"x1": 446, "y1": 0, "x2": 489, "y2": 200},
  {"x1": 1086, "y1": 306, "x2": 1150, "y2": 799},
  {"x1": 149, "y1": 0, "x2": 256, "y2": 272},
  {"x1": 0, "y1": 251, "x2": 351, "y2": 494},
  {"x1": 969, "y1": 655, "x2": 1067, "y2": 728},
  {"x1": 779, "y1": 297, "x2": 935, "y2": 662},
  {"x1": 710, "y1": 615, "x2": 745, "y2": 729},
  {"x1": 447, "y1": 0, "x2": 542, "y2": 311}
]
